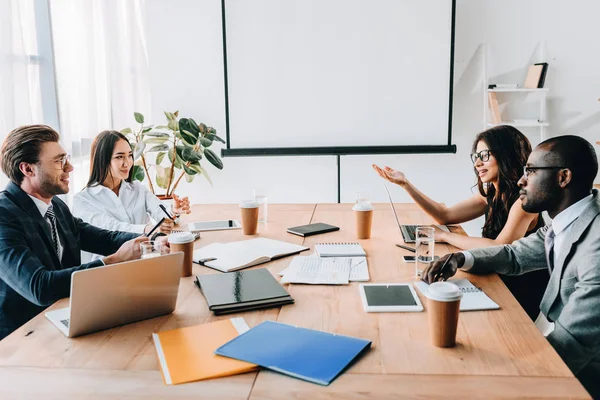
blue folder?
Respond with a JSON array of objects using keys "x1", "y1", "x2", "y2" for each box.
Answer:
[{"x1": 214, "y1": 320, "x2": 371, "y2": 386}]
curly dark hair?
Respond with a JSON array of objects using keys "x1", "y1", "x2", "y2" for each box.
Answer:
[{"x1": 473, "y1": 125, "x2": 532, "y2": 239}]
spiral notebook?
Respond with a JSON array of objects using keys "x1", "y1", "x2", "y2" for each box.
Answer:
[
  {"x1": 413, "y1": 279, "x2": 500, "y2": 311},
  {"x1": 315, "y1": 242, "x2": 366, "y2": 258}
]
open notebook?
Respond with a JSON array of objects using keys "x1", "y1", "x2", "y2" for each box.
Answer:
[
  {"x1": 414, "y1": 279, "x2": 500, "y2": 311},
  {"x1": 193, "y1": 238, "x2": 309, "y2": 272},
  {"x1": 315, "y1": 242, "x2": 366, "y2": 257}
]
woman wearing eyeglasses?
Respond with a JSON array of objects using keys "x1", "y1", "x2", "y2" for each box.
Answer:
[
  {"x1": 373, "y1": 125, "x2": 548, "y2": 320},
  {"x1": 73, "y1": 130, "x2": 191, "y2": 261}
]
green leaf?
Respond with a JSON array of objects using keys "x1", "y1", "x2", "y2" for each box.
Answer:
[
  {"x1": 144, "y1": 131, "x2": 170, "y2": 138},
  {"x1": 179, "y1": 118, "x2": 200, "y2": 138},
  {"x1": 164, "y1": 111, "x2": 175, "y2": 121},
  {"x1": 155, "y1": 125, "x2": 169, "y2": 130},
  {"x1": 185, "y1": 173, "x2": 195, "y2": 183},
  {"x1": 180, "y1": 146, "x2": 202, "y2": 163},
  {"x1": 183, "y1": 164, "x2": 197, "y2": 175},
  {"x1": 196, "y1": 164, "x2": 213, "y2": 187},
  {"x1": 206, "y1": 133, "x2": 226, "y2": 144},
  {"x1": 134, "y1": 112, "x2": 145, "y2": 124},
  {"x1": 204, "y1": 148, "x2": 223, "y2": 170},
  {"x1": 147, "y1": 144, "x2": 169, "y2": 152},
  {"x1": 121, "y1": 127, "x2": 132, "y2": 134},
  {"x1": 143, "y1": 137, "x2": 170, "y2": 145},
  {"x1": 180, "y1": 129, "x2": 198, "y2": 147},
  {"x1": 131, "y1": 165, "x2": 145, "y2": 182},
  {"x1": 142, "y1": 127, "x2": 153, "y2": 133},
  {"x1": 199, "y1": 137, "x2": 213, "y2": 147},
  {"x1": 174, "y1": 155, "x2": 183, "y2": 169},
  {"x1": 133, "y1": 141, "x2": 146, "y2": 160},
  {"x1": 156, "y1": 152, "x2": 166, "y2": 165},
  {"x1": 167, "y1": 120, "x2": 178, "y2": 131},
  {"x1": 155, "y1": 165, "x2": 167, "y2": 189},
  {"x1": 198, "y1": 123, "x2": 207, "y2": 135}
]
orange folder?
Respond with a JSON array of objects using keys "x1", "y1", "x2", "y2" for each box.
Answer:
[{"x1": 152, "y1": 318, "x2": 257, "y2": 385}]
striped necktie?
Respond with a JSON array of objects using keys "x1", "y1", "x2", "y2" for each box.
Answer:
[{"x1": 45, "y1": 205, "x2": 60, "y2": 259}]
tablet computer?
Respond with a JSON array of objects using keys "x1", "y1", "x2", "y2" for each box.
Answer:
[
  {"x1": 359, "y1": 283, "x2": 423, "y2": 312},
  {"x1": 188, "y1": 220, "x2": 241, "y2": 232},
  {"x1": 286, "y1": 222, "x2": 340, "y2": 237}
]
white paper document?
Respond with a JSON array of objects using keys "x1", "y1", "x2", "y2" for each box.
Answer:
[
  {"x1": 414, "y1": 279, "x2": 500, "y2": 311},
  {"x1": 280, "y1": 256, "x2": 351, "y2": 285}
]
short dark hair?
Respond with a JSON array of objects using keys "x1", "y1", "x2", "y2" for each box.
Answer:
[
  {"x1": 0, "y1": 125, "x2": 60, "y2": 185},
  {"x1": 86, "y1": 130, "x2": 133, "y2": 188},
  {"x1": 539, "y1": 135, "x2": 598, "y2": 190}
]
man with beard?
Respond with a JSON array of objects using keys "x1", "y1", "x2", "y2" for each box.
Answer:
[
  {"x1": 0, "y1": 125, "x2": 162, "y2": 340},
  {"x1": 422, "y1": 135, "x2": 600, "y2": 398}
]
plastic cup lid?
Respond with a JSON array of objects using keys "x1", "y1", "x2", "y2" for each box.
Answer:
[
  {"x1": 426, "y1": 282, "x2": 463, "y2": 302},
  {"x1": 168, "y1": 231, "x2": 195, "y2": 244},
  {"x1": 240, "y1": 200, "x2": 259, "y2": 208},
  {"x1": 353, "y1": 202, "x2": 373, "y2": 211}
]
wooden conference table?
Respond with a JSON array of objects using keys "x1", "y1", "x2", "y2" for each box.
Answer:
[{"x1": 0, "y1": 204, "x2": 591, "y2": 399}]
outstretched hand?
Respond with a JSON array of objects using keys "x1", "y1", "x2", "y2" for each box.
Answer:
[
  {"x1": 372, "y1": 164, "x2": 408, "y2": 186},
  {"x1": 421, "y1": 252, "x2": 465, "y2": 284},
  {"x1": 172, "y1": 193, "x2": 191, "y2": 215}
]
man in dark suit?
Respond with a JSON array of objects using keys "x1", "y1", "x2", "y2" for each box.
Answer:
[
  {"x1": 423, "y1": 135, "x2": 600, "y2": 398},
  {"x1": 0, "y1": 125, "x2": 159, "y2": 340}
]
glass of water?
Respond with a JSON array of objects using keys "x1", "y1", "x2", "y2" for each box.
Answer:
[
  {"x1": 253, "y1": 189, "x2": 268, "y2": 222},
  {"x1": 140, "y1": 241, "x2": 164, "y2": 259},
  {"x1": 415, "y1": 227, "x2": 435, "y2": 278}
]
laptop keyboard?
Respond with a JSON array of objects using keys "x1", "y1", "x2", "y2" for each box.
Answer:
[
  {"x1": 60, "y1": 319, "x2": 70, "y2": 328},
  {"x1": 405, "y1": 225, "x2": 416, "y2": 241}
]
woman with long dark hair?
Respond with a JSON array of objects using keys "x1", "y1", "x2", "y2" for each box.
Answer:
[
  {"x1": 73, "y1": 131, "x2": 191, "y2": 259},
  {"x1": 373, "y1": 125, "x2": 548, "y2": 320}
]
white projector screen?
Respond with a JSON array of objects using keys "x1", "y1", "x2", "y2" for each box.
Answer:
[{"x1": 222, "y1": 0, "x2": 455, "y2": 154}]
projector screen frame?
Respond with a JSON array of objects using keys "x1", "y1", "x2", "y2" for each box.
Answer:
[{"x1": 219, "y1": 0, "x2": 457, "y2": 158}]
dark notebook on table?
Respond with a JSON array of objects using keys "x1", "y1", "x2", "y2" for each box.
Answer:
[
  {"x1": 287, "y1": 223, "x2": 340, "y2": 237},
  {"x1": 195, "y1": 269, "x2": 294, "y2": 315}
]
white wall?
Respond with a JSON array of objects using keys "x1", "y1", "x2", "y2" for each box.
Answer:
[{"x1": 145, "y1": 0, "x2": 600, "y2": 237}]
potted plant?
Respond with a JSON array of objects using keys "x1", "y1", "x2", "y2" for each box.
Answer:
[{"x1": 121, "y1": 111, "x2": 225, "y2": 199}]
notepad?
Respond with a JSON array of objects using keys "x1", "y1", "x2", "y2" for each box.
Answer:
[
  {"x1": 279, "y1": 255, "x2": 369, "y2": 282},
  {"x1": 280, "y1": 256, "x2": 351, "y2": 285},
  {"x1": 152, "y1": 318, "x2": 257, "y2": 385},
  {"x1": 215, "y1": 321, "x2": 372, "y2": 386},
  {"x1": 315, "y1": 242, "x2": 366, "y2": 257},
  {"x1": 192, "y1": 238, "x2": 309, "y2": 272},
  {"x1": 414, "y1": 279, "x2": 500, "y2": 311}
]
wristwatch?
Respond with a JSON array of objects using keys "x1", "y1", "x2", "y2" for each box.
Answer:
[{"x1": 151, "y1": 232, "x2": 167, "y2": 241}]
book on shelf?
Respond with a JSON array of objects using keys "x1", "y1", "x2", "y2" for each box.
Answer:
[
  {"x1": 524, "y1": 64, "x2": 548, "y2": 89},
  {"x1": 192, "y1": 237, "x2": 309, "y2": 272},
  {"x1": 488, "y1": 92, "x2": 502, "y2": 124},
  {"x1": 535, "y1": 62, "x2": 548, "y2": 88},
  {"x1": 195, "y1": 268, "x2": 294, "y2": 315}
]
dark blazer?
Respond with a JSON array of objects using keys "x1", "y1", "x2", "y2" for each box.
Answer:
[
  {"x1": 468, "y1": 190, "x2": 600, "y2": 399},
  {"x1": 0, "y1": 182, "x2": 138, "y2": 340}
]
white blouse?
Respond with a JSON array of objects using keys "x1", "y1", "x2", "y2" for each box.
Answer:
[{"x1": 73, "y1": 181, "x2": 166, "y2": 262}]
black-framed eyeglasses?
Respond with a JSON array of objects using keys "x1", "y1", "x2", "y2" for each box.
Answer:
[
  {"x1": 470, "y1": 149, "x2": 491, "y2": 164},
  {"x1": 522, "y1": 166, "x2": 566, "y2": 177}
]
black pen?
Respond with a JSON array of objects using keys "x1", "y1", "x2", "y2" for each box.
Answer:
[
  {"x1": 145, "y1": 217, "x2": 166, "y2": 238},
  {"x1": 159, "y1": 204, "x2": 174, "y2": 220},
  {"x1": 433, "y1": 253, "x2": 453, "y2": 282},
  {"x1": 395, "y1": 243, "x2": 416, "y2": 253}
]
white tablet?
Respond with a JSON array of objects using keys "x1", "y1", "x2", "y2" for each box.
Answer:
[
  {"x1": 359, "y1": 283, "x2": 423, "y2": 312},
  {"x1": 188, "y1": 220, "x2": 241, "y2": 232}
]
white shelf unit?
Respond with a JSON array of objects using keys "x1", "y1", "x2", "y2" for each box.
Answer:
[{"x1": 484, "y1": 88, "x2": 549, "y2": 141}]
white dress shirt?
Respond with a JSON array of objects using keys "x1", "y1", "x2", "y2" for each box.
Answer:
[
  {"x1": 73, "y1": 181, "x2": 166, "y2": 262},
  {"x1": 27, "y1": 194, "x2": 64, "y2": 261}
]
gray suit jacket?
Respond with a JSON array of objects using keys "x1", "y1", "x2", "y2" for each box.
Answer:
[{"x1": 467, "y1": 190, "x2": 600, "y2": 399}]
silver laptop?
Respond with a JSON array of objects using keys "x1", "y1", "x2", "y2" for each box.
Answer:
[
  {"x1": 45, "y1": 252, "x2": 184, "y2": 338},
  {"x1": 384, "y1": 185, "x2": 449, "y2": 243}
]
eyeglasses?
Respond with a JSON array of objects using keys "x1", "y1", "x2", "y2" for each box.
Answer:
[
  {"x1": 470, "y1": 150, "x2": 491, "y2": 164},
  {"x1": 52, "y1": 154, "x2": 71, "y2": 170},
  {"x1": 522, "y1": 166, "x2": 566, "y2": 177}
]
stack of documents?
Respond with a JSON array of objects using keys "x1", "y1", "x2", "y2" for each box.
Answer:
[{"x1": 279, "y1": 254, "x2": 369, "y2": 284}]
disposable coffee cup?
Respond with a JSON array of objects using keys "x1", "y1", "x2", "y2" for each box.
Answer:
[
  {"x1": 352, "y1": 202, "x2": 374, "y2": 239},
  {"x1": 168, "y1": 231, "x2": 195, "y2": 277},
  {"x1": 240, "y1": 200, "x2": 260, "y2": 235},
  {"x1": 426, "y1": 282, "x2": 463, "y2": 348}
]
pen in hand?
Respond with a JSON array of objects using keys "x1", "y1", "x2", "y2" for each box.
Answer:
[
  {"x1": 431, "y1": 253, "x2": 453, "y2": 283},
  {"x1": 145, "y1": 217, "x2": 166, "y2": 238},
  {"x1": 159, "y1": 204, "x2": 174, "y2": 220}
]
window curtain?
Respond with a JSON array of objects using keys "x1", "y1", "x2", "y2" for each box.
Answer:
[
  {"x1": 0, "y1": 0, "x2": 43, "y2": 188},
  {"x1": 50, "y1": 0, "x2": 151, "y2": 195}
]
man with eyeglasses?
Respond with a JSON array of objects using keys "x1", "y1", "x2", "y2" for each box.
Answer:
[
  {"x1": 0, "y1": 125, "x2": 165, "y2": 340},
  {"x1": 423, "y1": 135, "x2": 600, "y2": 398}
]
